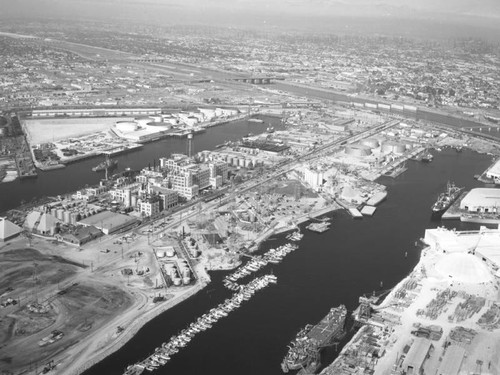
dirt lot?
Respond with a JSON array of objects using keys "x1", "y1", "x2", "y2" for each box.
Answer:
[
  {"x1": 0, "y1": 248, "x2": 83, "y2": 302},
  {"x1": 0, "y1": 279, "x2": 132, "y2": 373},
  {"x1": 0, "y1": 246, "x2": 133, "y2": 373},
  {"x1": 22, "y1": 118, "x2": 121, "y2": 144}
]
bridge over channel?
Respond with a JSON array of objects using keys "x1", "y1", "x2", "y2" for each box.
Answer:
[{"x1": 232, "y1": 77, "x2": 285, "y2": 84}]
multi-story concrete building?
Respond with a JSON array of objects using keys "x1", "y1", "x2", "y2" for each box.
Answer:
[
  {"x1": 140, "y1": 199, "x2": 161, "y2": 217},
  {"x1": 303, "y1": 166, "x2": 325, "y2": 191},
  {"x1": 110, "y1": 182, "x2": 142, "y2": 207},
  {"x1": 209, "y1": 161, "x2": 229, "y2": 184},
  {"x1": 149, "y1": 186, "x2": 179, "y2": 210}
]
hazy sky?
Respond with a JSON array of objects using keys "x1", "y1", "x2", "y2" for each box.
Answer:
[{"x1": 1, "y1": 0, "x2": 499, "y2": 38}]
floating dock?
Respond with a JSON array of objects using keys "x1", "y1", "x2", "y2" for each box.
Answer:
[
  {"x1": 306, "y1": 221, "x2": 330, "y2": 233},
  {"x1": 348, "y1": 208, "x2": 363, "y2": 219},
  {"x1": 360, "y1": 205, "x2": 377, "y2": 216},
  {"x1": 366, "y1": 191, "x2": 387, "y2": 206}
]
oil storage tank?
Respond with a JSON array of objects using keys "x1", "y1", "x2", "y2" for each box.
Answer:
[
  {"x1": 344, "y1": 144, "x2": 372, "y2": 157},
  {"x1": 381, "y1": 141, "x2": 406, "y2": 155}
]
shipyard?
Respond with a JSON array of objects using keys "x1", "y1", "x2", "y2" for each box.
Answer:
[{"x1": 1, "y1": 4, "x2": 500, "y2": 375}]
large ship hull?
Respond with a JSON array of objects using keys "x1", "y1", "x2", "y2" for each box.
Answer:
[
  {"x1": 431, "y1": 182, "x2": 463, "y2": 218},
  {"x1": 281, "y1": 305, "x2": 347, "y2": 373}
]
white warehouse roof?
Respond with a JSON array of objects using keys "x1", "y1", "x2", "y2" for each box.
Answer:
[
  {"x1": 486, "y1": 158, "x2": 500, "y2": 179},
  {"x1": 460, "y1": 188, "x2": 500, "y2": 211}
]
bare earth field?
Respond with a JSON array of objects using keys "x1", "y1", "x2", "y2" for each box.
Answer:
[
  {"x1": 0, "y1": 244, "x2": 134, "y2": 374},
  {"x1": 22, "y1": 118, "x2": 123, "y2": 144}
]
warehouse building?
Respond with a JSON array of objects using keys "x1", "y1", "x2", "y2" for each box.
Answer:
[
  {"x1": 0, "y1": 217, "x2": 22, "y2": 241},
  {"x1": 78, "y1": 210, "x2": 138, "y2": 235},
  {"x1": 460, "y1": 188, "x2": 500, "y2": 213}
]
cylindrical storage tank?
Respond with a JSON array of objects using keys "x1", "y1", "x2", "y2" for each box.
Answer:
[
  {"x1": 163, "y1": 264, "x2": 174, "y2": 276},
  {"x1": 182, "y1": 268, "x2": 191, "y2": 278},
  {"x1": 381, "y1": 141, "x2": 396, "y2": 154},
  {"x1": 70, "y1": 212, "x2": 80, "y2": 225},
  {"x1": 182, "y1": 276, "x2": 191, "y2": 285},
  {"x1": 63, "y1": 211, "x2": 71, "y2": 224},
  {"x1": 245, "y1": 159, "x2": 252, "y2": 168},
  {"x1": 344, "y1": 144, "x2": 372, "y2": 157},
  {"x1": 360, "y1": 138, "x2": 380, "y2": 149},
  {"x1": 131, "y1": 195, "x2": 138, "y2": 207},
  {"x1": 393, "y1": 143, "x2": 406, "y2": 154},
  {"x1": 239, "y1": 158, "x2": 245, "y2": 167},
  {"x1": 232, "y1": 158, "x2": 239, "y2": 167},
  {"x1": 172, "y1": 277, "x2": 182, "y2": 286},
  {"x1": 56, "y1": 209, "x2": 64, "y2": 220},
  {"x1": 51, "y1": 208, "x2": 57, "y2": 217},
  {"x1": 381, "y1": 141, "x2": 405, "y2": 154},
  {"x1": 166, "y1": 248, "x2": 175, "y2": 257}
]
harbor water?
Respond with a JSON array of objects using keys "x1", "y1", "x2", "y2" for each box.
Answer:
[
  {"x1": 83, "y1": 148, "x2": 492, "y2": 375},
  {"x1": 0, "y1": 117, "x2": 278, "y2": 213}
]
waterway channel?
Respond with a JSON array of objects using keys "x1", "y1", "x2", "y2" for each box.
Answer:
[
  {"x1": 0, "y1": 116, "x2": 280, "y2": 213},
  {"x1": 83, "y1": 148, "x2": 493, "y2": 375}
]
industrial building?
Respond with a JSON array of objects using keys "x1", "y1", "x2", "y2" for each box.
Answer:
[
  {"x1": 436, "y1": 345, "x2": 466, "y2": 375},
  {"x1": 239, "y1": 140, "x2": 289, "y2": 156},
  {"x1": 401, "y1": 337, "x2": 433, "y2": 374},
  {"x1": 149, "y1": 186, "x2": 179, "y2": 211},
  {"x1": 140, "y1": 199, "x2": 161, "y2": 217},
  {"x1": 0, "y1": 217, "x2": 22, "y2": 241},
  {"x1": 460, "y1": 188, "x2": 500, "y2": 213},
  {"x1": 31, "y1": 107, "x2": 161, "y2": 118},
  {"x1": 56, "y1": 225, "x2": 103, "y2": 246},
  {"x1": 485, "y1": 158, "x2": 500, "y2": 182},
  {"x1": 24, "y1": 211, "x2": 61, "y2": 236},
  {"x1": 303, "y1": 166, "x2": 325, "y2": 191},
  {"x1": 78, "y1": 210, "x2": 138, "y2": 235},
  {"x1": 424, "y1": 227, "x2": 500, "y2": 278}
]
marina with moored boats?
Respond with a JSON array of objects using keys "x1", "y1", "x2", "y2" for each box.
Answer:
[
  {"x1": 223, "y1": 243, "x2": 298, "y2": 290},
  {"x1": 123, "y1": 274, "x2": 278, "y2": 375}
]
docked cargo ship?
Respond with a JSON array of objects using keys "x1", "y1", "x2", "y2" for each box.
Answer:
[
  {"x1": 92, "y1": 157, "x2": 118, "y2": 172},
  {"x1": 431, "y1": 181, "x2": 463, "y2": 217},
  {"x1": 281, "y1": 305, "x2": 347, "y2": 373}
]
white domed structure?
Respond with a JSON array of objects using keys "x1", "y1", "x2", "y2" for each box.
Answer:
[
  {"x1": 435, "y1": 253, "x2": 493, "y2": 283},
  {"x1": 115, "y1": 121, "x2": 138, "y2": 132}
]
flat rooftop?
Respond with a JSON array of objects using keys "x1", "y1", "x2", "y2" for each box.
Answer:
[
  {"x1": 240, "y1": 140, "x2": 289, "y2": 154},
  {"x1": 78, "y1": 210, "x2": 138, "y2": 232}
]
